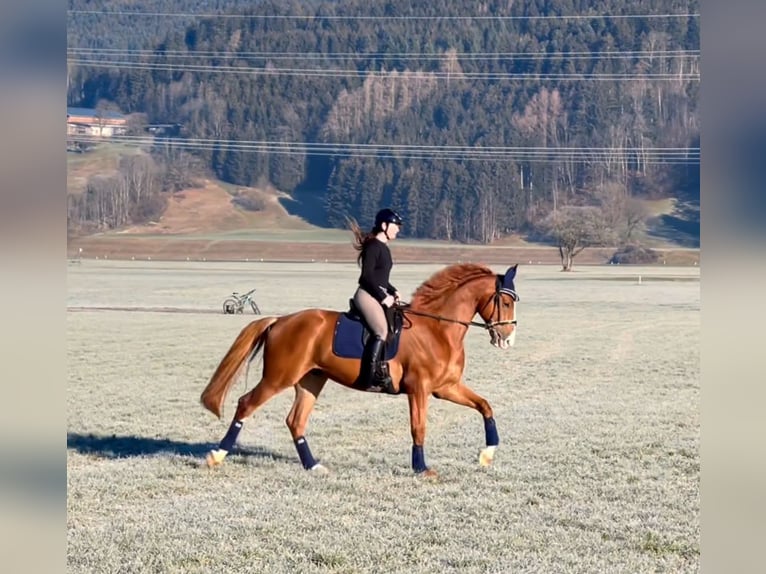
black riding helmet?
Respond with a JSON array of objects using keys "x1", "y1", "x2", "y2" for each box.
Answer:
[{"x1": 374, "y1": 208, "x2": 404, "y2": 228}]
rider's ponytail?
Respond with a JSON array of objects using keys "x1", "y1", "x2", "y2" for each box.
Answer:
[{"x1": 346, "y1": 217, "x2": 378, "y2": 266}]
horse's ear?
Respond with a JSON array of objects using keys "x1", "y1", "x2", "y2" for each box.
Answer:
[{"x1": 506, "y1": 264, "x2": 518, "y2": 280}]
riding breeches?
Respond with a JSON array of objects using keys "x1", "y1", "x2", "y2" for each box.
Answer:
[{"x1": 353, "y1": 287, "x2": 388, "y2": 340}]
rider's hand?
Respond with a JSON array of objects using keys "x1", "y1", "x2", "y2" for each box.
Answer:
[
  {"x1": 381, "y1": 294, "x2": 395, "y2": 308},
  {"x1": 393, "y1": 291, "x2": 402, "y2": 302}
]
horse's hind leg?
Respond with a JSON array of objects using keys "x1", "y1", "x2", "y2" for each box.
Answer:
[
  {"x1": 285, "y1": 370, "x2": 328, "y2": 471},
  {"x1": 206, "y1": 377, "x2": 292, "y2": 467}
]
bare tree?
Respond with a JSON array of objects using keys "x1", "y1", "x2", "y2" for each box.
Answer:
[
  {"x1": 539, "y1": 206, "x2": 615, "y2": 271},
  {"x1": 158, "y1": 149, "x2": 204, "y2": 192},
  {"x1": 322, "y1": 69, "x2": 438, "y2": 139},
  {"x1": 476, "y1": 186, "x2": 499, "y2": 244},
  {"x1": 590, "y1": 182, "x2": 650, "y2": 244},
  {"x1": 433, "y1": 198, "x2": 454, "y2": 241},
  {"x1": 125, "y1": 112, "x2": 148, "y2": 136},
  {"x1": 94, "y1": 99, "x2": 121, "y2": 136},
  {"x1": 622, "y1": 199, "x2": 651, "y2": 243},
  {"x1": 68, "y1": 153, "x2": 165, "y2": 233},
  {"x1": 511, "y1": 87, "x2": 567, "y2": 210}
]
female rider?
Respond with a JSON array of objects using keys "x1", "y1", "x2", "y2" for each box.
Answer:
[{"x1": 349, "y1": 208, "x2": 403, "y2": 393}]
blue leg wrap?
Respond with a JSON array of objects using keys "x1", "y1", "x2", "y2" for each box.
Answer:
[
  {"x1": 484, "y1": 417, "x2": 500, "y2": 447},
  {"x1": 412, "y1": 445, "x2": 428, "y2": 473},
  {"x1": 294, "y1": 436, "x2": 318, "y2": 470},
  {"x1": 219, "y1": 420, "x2": 243, "y2": 452}
]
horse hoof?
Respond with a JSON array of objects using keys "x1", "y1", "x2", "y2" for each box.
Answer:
[
  {"x1": 206, "y1": 449, "x2": 227, "y2": 467},
  {"x1": 418, "y1": 468, "x2": 438, "y2": 479},
  {"x1": 479, "y1": 446, "x2": 497, "y2": 467},
  {"x1": 309, "y1": 463, "x2": 329, "y2": 474}
]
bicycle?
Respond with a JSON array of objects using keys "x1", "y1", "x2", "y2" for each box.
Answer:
[{"x1": 222, "y1": 288, "x2": 261, "y2": 315}]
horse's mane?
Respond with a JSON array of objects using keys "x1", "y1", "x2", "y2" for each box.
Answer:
[{"x1": 410, "y1": 263, "x2": 494, "y2": 312}]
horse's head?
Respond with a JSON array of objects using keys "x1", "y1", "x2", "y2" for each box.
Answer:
[
  {"x1": 477, "y1": 264, "x2": 519, "y2": 349},
  {"x1": 408, "y1": 262, "x2": 520, "y2": 347}
]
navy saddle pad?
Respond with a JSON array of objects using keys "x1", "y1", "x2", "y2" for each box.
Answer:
[{"x1": 332, "y1": 313, "x2": 401, "y2": 360}]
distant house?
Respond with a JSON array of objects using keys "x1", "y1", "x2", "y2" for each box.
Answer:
[{"x1": 67, "y1": 107, "x2": 128, "y2": 137}]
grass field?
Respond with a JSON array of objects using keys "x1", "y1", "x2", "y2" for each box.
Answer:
[{"x1": 67, "y1": 261, "x2": 699, "y2": 573}]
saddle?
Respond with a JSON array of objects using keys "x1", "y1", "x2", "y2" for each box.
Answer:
[{"x1": 331, "y1": 299, "x2": 404, "y2": 360}]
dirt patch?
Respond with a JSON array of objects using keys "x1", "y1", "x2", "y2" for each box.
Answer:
[
  {"x1": 641, "y1": 197, "x2": 678, "y2": 218},
  {"x1": 67, "y1": 234, "x2": 699, "y2": 266},
  {"x1": 120, "y1": 180, "x2": 313, "y2": 235}
]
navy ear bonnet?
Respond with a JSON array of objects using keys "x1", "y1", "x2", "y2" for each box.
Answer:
[{"x1": 498, "y1": 265, "x2": 519, "y2": 301}]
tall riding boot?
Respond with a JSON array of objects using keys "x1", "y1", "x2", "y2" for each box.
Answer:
[
  {"x1": 370, "y1": 336, "x2": 394, "y2": 392},
  {"x1": 355, "y1": 336, "x2": 394, "y2": 393}
]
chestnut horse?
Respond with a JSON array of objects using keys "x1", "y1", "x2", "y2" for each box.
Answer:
[{"x1": 201, "y1": 263, "x2": 520, "y2": 477}]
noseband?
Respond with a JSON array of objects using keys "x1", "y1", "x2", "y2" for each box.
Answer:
[{"x1": 478, "y1": 283, "x2": 519, "y2": 339}]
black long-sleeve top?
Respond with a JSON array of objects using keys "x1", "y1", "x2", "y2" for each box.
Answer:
[{"x1": 357, "y1": 238, "x2": 397, "y2": 302}]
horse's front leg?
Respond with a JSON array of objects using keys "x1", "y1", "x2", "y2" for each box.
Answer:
[
  {"x1": 408, "y1": 390, "x2": 437, "y2": 478},
  {"x1": 433, "y1": 383, "x2": 499, "y2": 467},
  {"x1": 285, "y1": 372, "x2": 328, "y2": 472}
]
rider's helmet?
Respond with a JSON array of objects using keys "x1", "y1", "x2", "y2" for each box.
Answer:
[{"x1": 374, "y1": 208, "x2": 404, "y2": 229}]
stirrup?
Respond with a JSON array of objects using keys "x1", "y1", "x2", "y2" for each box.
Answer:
[
  {"x1": 369, "y1": 365, "x2": 395, "y2": 394},
  {"x1": 354, "y1": 369, "x2": 395, "y2": 394},
  {"x1": 366, "y1": 379, "x2": 395, "y2": 394}
]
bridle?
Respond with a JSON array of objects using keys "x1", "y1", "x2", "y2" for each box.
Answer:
[{"x1": 398, "y1": 277, "x2": 519, "y2": 337}]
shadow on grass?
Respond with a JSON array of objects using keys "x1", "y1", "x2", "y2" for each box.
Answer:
[
  {"x1": 646, "y1": 198, "x2": 700, "y2": 248},
  {"x1": 67, "y1": 432, "x2": 290, "y2": 462},
  {"x1": 278, "y1": 155, "x2": 332, "y2": 227},
  {"x1": 278, "y1": 191, "x2": 328, "y2": 228}
]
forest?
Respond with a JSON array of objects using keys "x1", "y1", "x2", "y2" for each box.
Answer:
[{"x1": 67, "y1": 0, "x2": 700, "y2": 244}]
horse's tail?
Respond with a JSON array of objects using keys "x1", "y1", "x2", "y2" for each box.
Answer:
[{"x1": 200, "y1": 316, "x2": 279, "y2": 418}]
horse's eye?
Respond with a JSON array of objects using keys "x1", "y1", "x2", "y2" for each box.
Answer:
[{"x1": 503, "y1": 301, "x2": 510, "y2": 308}]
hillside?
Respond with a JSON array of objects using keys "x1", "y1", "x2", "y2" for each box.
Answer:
[
  {"x1": 67, "y1": 143, "x2": 145, "y2": 195},
  {"x1": 108, "y1": 180, "x2": 695, "y2": 249},
  {"x1": 119, "y1": 180, "x2": 314, "y2": 235},
  {"x1": 68, "y1": 0, "x2": 700, "y2": 244},
  {"x1": 66, "y1": 146, "x2": 699, "y2": 266}
]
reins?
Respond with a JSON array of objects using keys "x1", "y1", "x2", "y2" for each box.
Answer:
[
  {"x1": 397, "y1": 304, "x2": 494, "y2": 329},
  {"x1": 396, "y1": 298, "x2": 517, "y2": 331},
  {"x1": 394, "y1": 269, "x2": 520, "y2": 334}
]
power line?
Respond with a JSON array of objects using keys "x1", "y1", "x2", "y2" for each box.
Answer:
[
  {"x1": 67, "y1": 47, "x2": 700, "y2": 62},
  {"x1": 72, "y1": 134, "x2": 700, "y2": 165},
  {"x1": 67, "y1": 10, "x2": 700, "y2": 21},
  {"x1": 67, "y1": 58, "x2": 701, "y2": 81}
]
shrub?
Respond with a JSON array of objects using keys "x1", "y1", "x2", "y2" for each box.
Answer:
[
  {"x1": 232, "y1": 193, "x2": 265, "y2": 212},
  {"x1": 610, "y1": 244, "x2": 660, "y2": 264}
]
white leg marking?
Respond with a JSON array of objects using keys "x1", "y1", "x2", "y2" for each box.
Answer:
[{"x1": 479, "y1": 445, "x2": 497, "y2": 467}]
